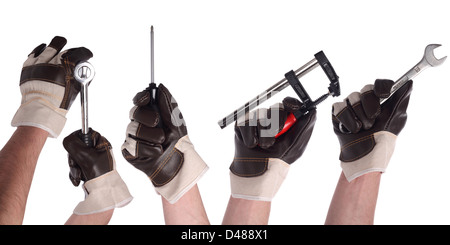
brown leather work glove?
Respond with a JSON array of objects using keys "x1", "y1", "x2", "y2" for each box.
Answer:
[
  {"x1": 121, "y1": 83, "x2": 208, "y2": 204},
  {"x1": 332, "y1": 79, "x2": 413, "y2": 182},
  {"x1": 63, "y1": 129, "x2": 132, "y2": 215},
  {"x1": 11, "y1": 36, "x2": 93, "y2": 138},
  {"x1": 230, "y1": 97, "x2": 317, "y2": 201}
]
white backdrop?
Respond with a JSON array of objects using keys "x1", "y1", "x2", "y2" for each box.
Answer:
[{"x1": 0, "y1": 0, "x2": 449, "y2": 225}]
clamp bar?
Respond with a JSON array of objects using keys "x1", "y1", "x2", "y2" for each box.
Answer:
[
  {"x1": 218, "y1": 57, "x2": 319, "y2": 129},
  {"x1": 218, "y1": 50, "x2": 340, "y2": 129}
]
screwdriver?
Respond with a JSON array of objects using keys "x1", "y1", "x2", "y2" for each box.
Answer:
[
  {"x1": 146, "y1": 26, "x2": 163, "y2": 127},
  {"x1": 149, "y1": 25, "x2": 157, "y2": 102}
]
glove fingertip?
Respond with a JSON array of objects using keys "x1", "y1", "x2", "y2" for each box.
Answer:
[
  {"x1": 29, "y1": 43, "x2": 47, "y2": 57},
  {"x1": 48, "y1": 36, "x2": 67, "y2": 54},
  {"x1": 157, "y1": 83, "x2": 176, "y2": 106},
  {"x1": 374, "y1": 79, "x2": 394, "y2": 98},
  {"x1": 282, "y1": 97, "x2": 303, "y2": 112},
  {"x1": 62, "y1": 47, "x2": 93, "y2": 64},
  {"x1": 258, "y1": 137, "x2": 276, "y2": 149},
  {"x1": 69, "y1": 174, "x2": 81, "y2": 187},
  {"x1": 133, "y1": 90, "x2": 151, "y2": 106}
]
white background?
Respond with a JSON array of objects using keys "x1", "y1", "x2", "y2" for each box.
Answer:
[{"x1": 0, "y1": 0, "x2": 449, "y2": 225}]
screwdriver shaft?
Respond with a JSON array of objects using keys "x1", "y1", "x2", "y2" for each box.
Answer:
[{"x1": 151, "y1": 25, "x2": 154, "y2": 85}]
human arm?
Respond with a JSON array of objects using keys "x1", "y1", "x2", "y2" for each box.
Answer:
[
  {"x1": 65, "y1": 209, "x2": 114, "y2": 225},
  {"x1": 62, "y1": 129, "x2": 132, "y2": 224},
  {"x1": 222, "y1": 196, "x2": 271, "y2": 225},
  {"x1": 325, "y1": 171, "x2": 381, "y2": 225},
  {"x1": 326, "y1": 79, "x2": 413, "y2": 224},
  {"x1": 0, "y1": 127, "x2": 48, "y2": 225},
  {"x1": 121, "y1": 84, "x2": 209, "y2": 224},
  {"x1": 161, "y1": 184, "x2": 209, "y2": 225},
  {"x1": 222, "y1": 97, "x2": 317, "y2": 224},
  {"x1": 0, "y1": 36, "x2": 92, "y2": 224}
]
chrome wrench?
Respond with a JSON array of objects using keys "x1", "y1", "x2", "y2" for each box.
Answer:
[
  {"x1": 380, "y1": 44, "x2": 446, "y2": 104},
  {"x1": 339, "y1": 44, "x2": 446, "y2": 133},
  {"x1": 74, "y1": 61, "x2": 95, "y2": 146}
]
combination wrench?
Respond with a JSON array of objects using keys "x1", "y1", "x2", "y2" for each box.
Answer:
[
  {"x1": 74, "y1": 61, "x2": 95, "y2": 146},
  {"x1": 380, "y1": 44, "x2": 446, "y2": 104},
  {"x1": 339, "y1": 44, "x2": 446, "y2": 133}
]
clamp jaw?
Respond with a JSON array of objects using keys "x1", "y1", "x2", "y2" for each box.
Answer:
[{"x1": 286, "y1": 51, "x2": 340, "y2": 119}]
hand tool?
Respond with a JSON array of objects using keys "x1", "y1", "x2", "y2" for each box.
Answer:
[
  {"x1": 145, "y1": 26, "x2": 163, "y2": 127},
  {"x1": 149, "y1": 25, "x2": 157, "y2": 102},
  {"x1": 339, "y1": 44, "x2": 447, "y2": 133},
  {"x1": 218, "y1": 51, "x2": 340, "y2": 138},
  {"x1": 74, "y1": 61, "x2": 95, "y2": 146},
  {"x1": 381, "y1": 44, "x2": 447, "y2": 104}
]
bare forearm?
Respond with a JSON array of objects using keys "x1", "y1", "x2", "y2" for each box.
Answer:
[
  {"x1": 0, "y1": 126, "x2": 48, "y2": 224},
  {"x1": 325, "y1": 171, "x2": 381, "y2": 225},
  {"x1": 161, "y1": 184, "x2": 210, "y2": 225},
  {"x1": 65, "y1": 209, "x2": 114, "y2": 225},
  {"x1": 222, "y1": 196, "x2": 271, "y2": 225}
]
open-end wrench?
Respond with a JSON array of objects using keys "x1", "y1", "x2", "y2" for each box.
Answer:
[
  {"x1": 380, "y1": 44, "x2": 446, "y2": 104},
  {"x1": 339, "y1": 44, "x2": 446, "y2": 133},
  {"x1": 74, "y1": 61, "x2": 95, "y2": 146}
]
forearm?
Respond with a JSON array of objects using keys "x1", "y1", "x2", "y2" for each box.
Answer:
[
  {"x1": 222, "y1": 196, "x2": 271, "y2": 225},
  {"x1": 162, "y1": 184, "x2": 210, "y2": 225},
  {"x1": 65, "y1": 209, "x2": 114, "y2": 225},
  {"x1": 325, "y1": 171, "x2": 381, "y2": 225},
  {"x1": 0, "y1": 126, "x2": 48, "y2": 224}
]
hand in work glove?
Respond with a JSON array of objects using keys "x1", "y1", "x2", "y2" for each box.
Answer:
[
  {"x1": 11, "y1": 36, "x2": 93, "y2": 138},
  {"x1": 230, "y1": 97, "x2": 317, "y2": 201},
  {"x1": 63, "y1": 129, "x2": 133, "y2": 215},
  {"x1": 332, "y1": 79, "x2": 413, "y2": 182},
  {"x1": 121, "y1": 84, "x2": 208, "y2": 204}
]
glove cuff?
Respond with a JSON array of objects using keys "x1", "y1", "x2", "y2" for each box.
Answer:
[
  {"x1": 11, "y1": 80, "x2": 68, "y2": 138},
  {"x1": 230, "y1": 158, "x2": 290, "y2": 201},
  {"x1": 155, "y1": 135, "x2": 209, "y2": 204},
  {"x1": 11, "y1": 98, "x2": 67, "y2": 138},
  {"x1": 341, "y1": 131, "x2": 397, "y2": 182},
  {"x1": 73, "y1": 169, "x2": 133, "y2": 215}
]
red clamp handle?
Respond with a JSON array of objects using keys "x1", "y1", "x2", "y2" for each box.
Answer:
[{"x1": 275, "y1": 113, "x2": 297, "y2": 138}]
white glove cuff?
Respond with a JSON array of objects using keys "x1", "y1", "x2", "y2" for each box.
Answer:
[
  {"x1": 73, "y1": 169, "x2": 133, "y2": 215},
  {"x1": 155, "y1": 135, "x2": 209, "y2": 204},
  {"x1": 11, "y1": 80, "x2": 68, "y2": 138},
  {"x1": 341, "y1": 131, "x2": 397, "y2": 182},
  {"x1": 230, "y1": 158, "x2": 290, "y2": 202},
  {"x1": 11, "y1": 98, "x2": 67, "y2": 138}
]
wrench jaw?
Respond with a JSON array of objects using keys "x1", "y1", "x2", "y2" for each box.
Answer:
[
  {"x1": 338, "y1": 44, "x2": 446, "y2": 134},
  {"x1": 425, "y1": 44, "x2": 447, "y2": 67}
]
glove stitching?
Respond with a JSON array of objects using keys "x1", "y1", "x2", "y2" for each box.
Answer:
[
  {"x1": 150, "y1": 148, "x2": 184, "y2": 186},
  {"x1": 150, "y1": 113, "x2": 159, "y2": 127},
  {"x1": 384, "y1": 83, "x2": 410, "y2": 132},
  {"x1": 136, "y1": 92, "x2": 150, "y2": 105},
  {"x1": 23, "y1": 90, "x2": 63, "y2": 101},
  {"x1": 19, "y1": 97, "x2": 60, "y2": 111},
  {"x1": 60, "y1": 57, "x2": 71, "y2": 109},
  {"x1": 283, "y1": 101, "x2": 299, "y2": 111},
  {"x1": 340, "y1": 134, "x2": 374, "y2": 151},
  {"x1": 340, "y1": 135, "x2": 375, "y2": 162},
  {"x1": 230, "y1": 158, "x2": 268, "y2": 177},
  {"x1": 335, "y1": 105, "x2": 349, "y2": 117},
  {"x1": 136, "y1": 123, "x2": 142, "y2": 138},
  {"x1": 21, "y1": 63, "x2": 61, "y2": 71},
  {"x1": 149, "y1": 147, "x2": 177, "y2": 179},
  {"x1": 104, "y1": 144, "x2": 113, "y2": 171}
]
